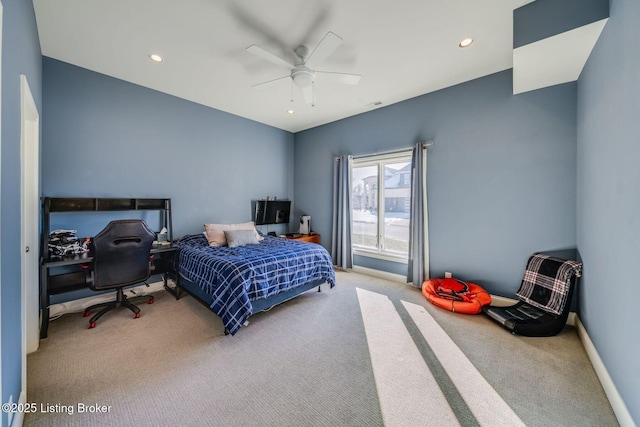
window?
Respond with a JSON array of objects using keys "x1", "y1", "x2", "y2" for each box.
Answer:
[{"x1": 351, "y1": 151, "x2": 412, "y2": 261}]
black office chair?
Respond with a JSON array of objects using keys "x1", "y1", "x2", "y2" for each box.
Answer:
[
  {"x1": 83, "y1": 219, "x2": 156, "y2": 328},
  {"x1": 482, "y1": 253, "x2": 582, "y2": 337}
]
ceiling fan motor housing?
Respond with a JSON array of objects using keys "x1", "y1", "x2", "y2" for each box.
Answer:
[{"x1": 295, "y1": 45, "x2": 310, "y2": 60}]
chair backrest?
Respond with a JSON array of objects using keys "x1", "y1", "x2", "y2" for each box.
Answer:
[{"x1": 91, "y1": 220, "x2": 155, "y2": 290}]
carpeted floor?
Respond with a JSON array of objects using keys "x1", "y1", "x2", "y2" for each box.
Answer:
[{"x1": 25, "y1": 271, "x2": 618, "y2": 426}]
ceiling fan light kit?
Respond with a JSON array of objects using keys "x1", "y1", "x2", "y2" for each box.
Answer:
[
  {"x1": 292, "y1": 66, "x2": 314, "y2": 88},
  {"x1": 246, "y1": 31, "x2": 361, "y2": 105}
]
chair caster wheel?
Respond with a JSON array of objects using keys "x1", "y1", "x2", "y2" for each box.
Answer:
[
  {"x1": 148, "y1": 297, "x2": 155, "y2": 304},
  {"x1": 134, "y1": 312, "x2": 141, "y2": 319},
  {"x1": 88, "y1": 322, "x2": 96, "y2": 329}
]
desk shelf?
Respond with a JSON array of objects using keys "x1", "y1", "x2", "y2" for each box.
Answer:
[
  {"x1": 48, "y1": 271, "x2": 89, "y2": 295},
  {"x1": 42, "y1": 197, "x2": 173, "y2": 262},
  {"x1": 47, "y1": 197, "x2": 169, "y2": 212}
]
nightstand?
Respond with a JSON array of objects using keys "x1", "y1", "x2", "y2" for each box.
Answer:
[{"x1": 285, "y1": 232, "x2": 320, "y2": 244}]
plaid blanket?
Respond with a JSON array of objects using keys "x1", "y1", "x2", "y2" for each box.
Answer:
[
  {"x1": 177, "y1": 233, "x2": 335, "y2": 335},
  {"x1": 516, "y1": 253, "x2": 582, "y2": 315}
]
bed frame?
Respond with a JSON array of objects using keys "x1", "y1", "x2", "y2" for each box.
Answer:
[{"x1": 170, "y1": 274, "x2": 328, "y2": 334}]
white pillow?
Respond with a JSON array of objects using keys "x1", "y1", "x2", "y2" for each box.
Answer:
[
  {"x1": 224, "y1": 229, "x2": 259, "y2": 248},
  {"x1": 204, "y1": 221, "x2": 263, "y2": 247}
]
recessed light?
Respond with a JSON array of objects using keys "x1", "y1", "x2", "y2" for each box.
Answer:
[
  {"x1": 459, "y1": 38, "x2": 473, "y2": 48},
  {"x1": 148, "y1": 54, "x2": 164, "y2": 63},
  {"x1": 287, "y1": 109, "x2": 296, "y2": 115}
]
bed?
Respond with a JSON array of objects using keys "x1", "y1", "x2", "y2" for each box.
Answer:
[{"x1": 175, "y1": 232, "x2": 335, "y2": 335}]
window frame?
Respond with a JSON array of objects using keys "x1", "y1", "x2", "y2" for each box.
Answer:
[{"x1": 351, "y1": 150, "x2": 412, "y2": 264}]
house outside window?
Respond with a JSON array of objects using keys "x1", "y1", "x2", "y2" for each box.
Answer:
[{"x1": 351, "y1": 151, "x2": 411, "y2": 262}]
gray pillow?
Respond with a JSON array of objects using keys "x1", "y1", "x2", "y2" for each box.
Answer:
[{"x1": 224, "y1": 229, "x2": 259, "y2": 248}]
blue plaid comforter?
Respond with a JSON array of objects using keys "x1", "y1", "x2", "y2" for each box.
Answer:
[{"x1": 176, "y1": 233, "x2": 335, "y2": 335}]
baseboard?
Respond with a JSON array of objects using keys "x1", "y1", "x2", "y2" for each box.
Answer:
[
  {"x1": 350, "y1": 265, "x2": 408, "y2": 284},
  {"x1": 48, "y1": 280, "x2": 165, "y2": 319},
  {"x1": 487, "y1": 295, "x2": 632, "y2": 424},
  {"x1": 10, "y1": 390, "x2": 27, "y2": 427},
  {"x1": 566, "y1": 311, "x2": 577, "y2": 327},
  {"x1": 575, "y1": 316, "x2": 636, "y2": 427}
]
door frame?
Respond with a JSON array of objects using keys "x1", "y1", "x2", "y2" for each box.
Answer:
[
  {"x1": 0, "y1": 0, "x2": 4, "y2": 410},
  {"x1": 20, "y1": 73, "x2": 40, "y2": 406}
]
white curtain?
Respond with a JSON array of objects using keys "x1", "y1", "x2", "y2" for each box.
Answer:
[
  {"x1": 331, "y1": 155, "x2": 353, "y2": 269},
  {"x1": 407, "y1": 142, "x2": 429, "y2": 286}
]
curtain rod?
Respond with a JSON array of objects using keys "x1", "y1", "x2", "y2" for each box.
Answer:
[{"x1": 344, "y1": 140, "x2": 435, "y2": 160}]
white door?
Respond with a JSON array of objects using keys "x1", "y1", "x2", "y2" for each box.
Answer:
[
  {"x1": 21, "y1": 75, "x2": 40, "y2": 368},
  {"x1": 0, "y1": 0, "x2": 4, "y2": 407}
]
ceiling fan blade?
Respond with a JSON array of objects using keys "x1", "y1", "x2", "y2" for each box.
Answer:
[
  {"x1": 229, "y1": 4, "x2": 288, "y2": 52},
  {"x1": 252, "y1": 75, "x2": 290, "y2": 90},
  {"x1": 246, "y1": 45, "x2": 295, "y2": 70},
  {"x1": 301, "y1": 85, "x2": 314, "y2": 105},
  {"x1": 296, "y1": 4, "x2": 330, "y2": 48},
  {"x1": 315, "y1": 71, "x2": 361, "y2": 85},
  {"x1": 304, "y1": 31, "x2": 343, "y2": 69}
]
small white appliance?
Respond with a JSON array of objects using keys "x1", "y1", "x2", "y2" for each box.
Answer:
[{"x1": 299, "y1": 215, "x2": 311, "y2": 235}]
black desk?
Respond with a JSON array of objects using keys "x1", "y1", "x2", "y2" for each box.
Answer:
[
  {"x1": 40, "y1": 197, "x2": 177, "y2": 338},
  {"x1": 40, "y1": 243, "x2": 178, "y2": 338}
]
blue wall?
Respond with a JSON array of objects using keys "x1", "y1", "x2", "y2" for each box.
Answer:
[
  {"x1": 1, "y1": 0, "x2": 42, "y2": 424},
  {"x1": 513, "y1": 0, "x2": 610, "y2": 48},
  {"x1": 294, "y1": 70, "x2": 577, "y2": 297},
  {"x1": 42, "y1": 58, "x2": 294, "y2": 238},
  {"x1": 577, "y1": 0, "x2": 639, "y2": 421}
]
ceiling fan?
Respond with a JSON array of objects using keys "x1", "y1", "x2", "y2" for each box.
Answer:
[{"x1": 246, "y1": 31, "x2": 361, "y2": 106}]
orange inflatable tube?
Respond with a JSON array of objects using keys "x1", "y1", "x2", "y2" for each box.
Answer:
[{"x1": 422, "y1": 278, "x2": 491, "y2": 314}]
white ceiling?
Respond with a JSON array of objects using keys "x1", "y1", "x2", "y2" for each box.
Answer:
[{"x1": 33, "y1": 0, "x2": 534, "y2": 133}]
